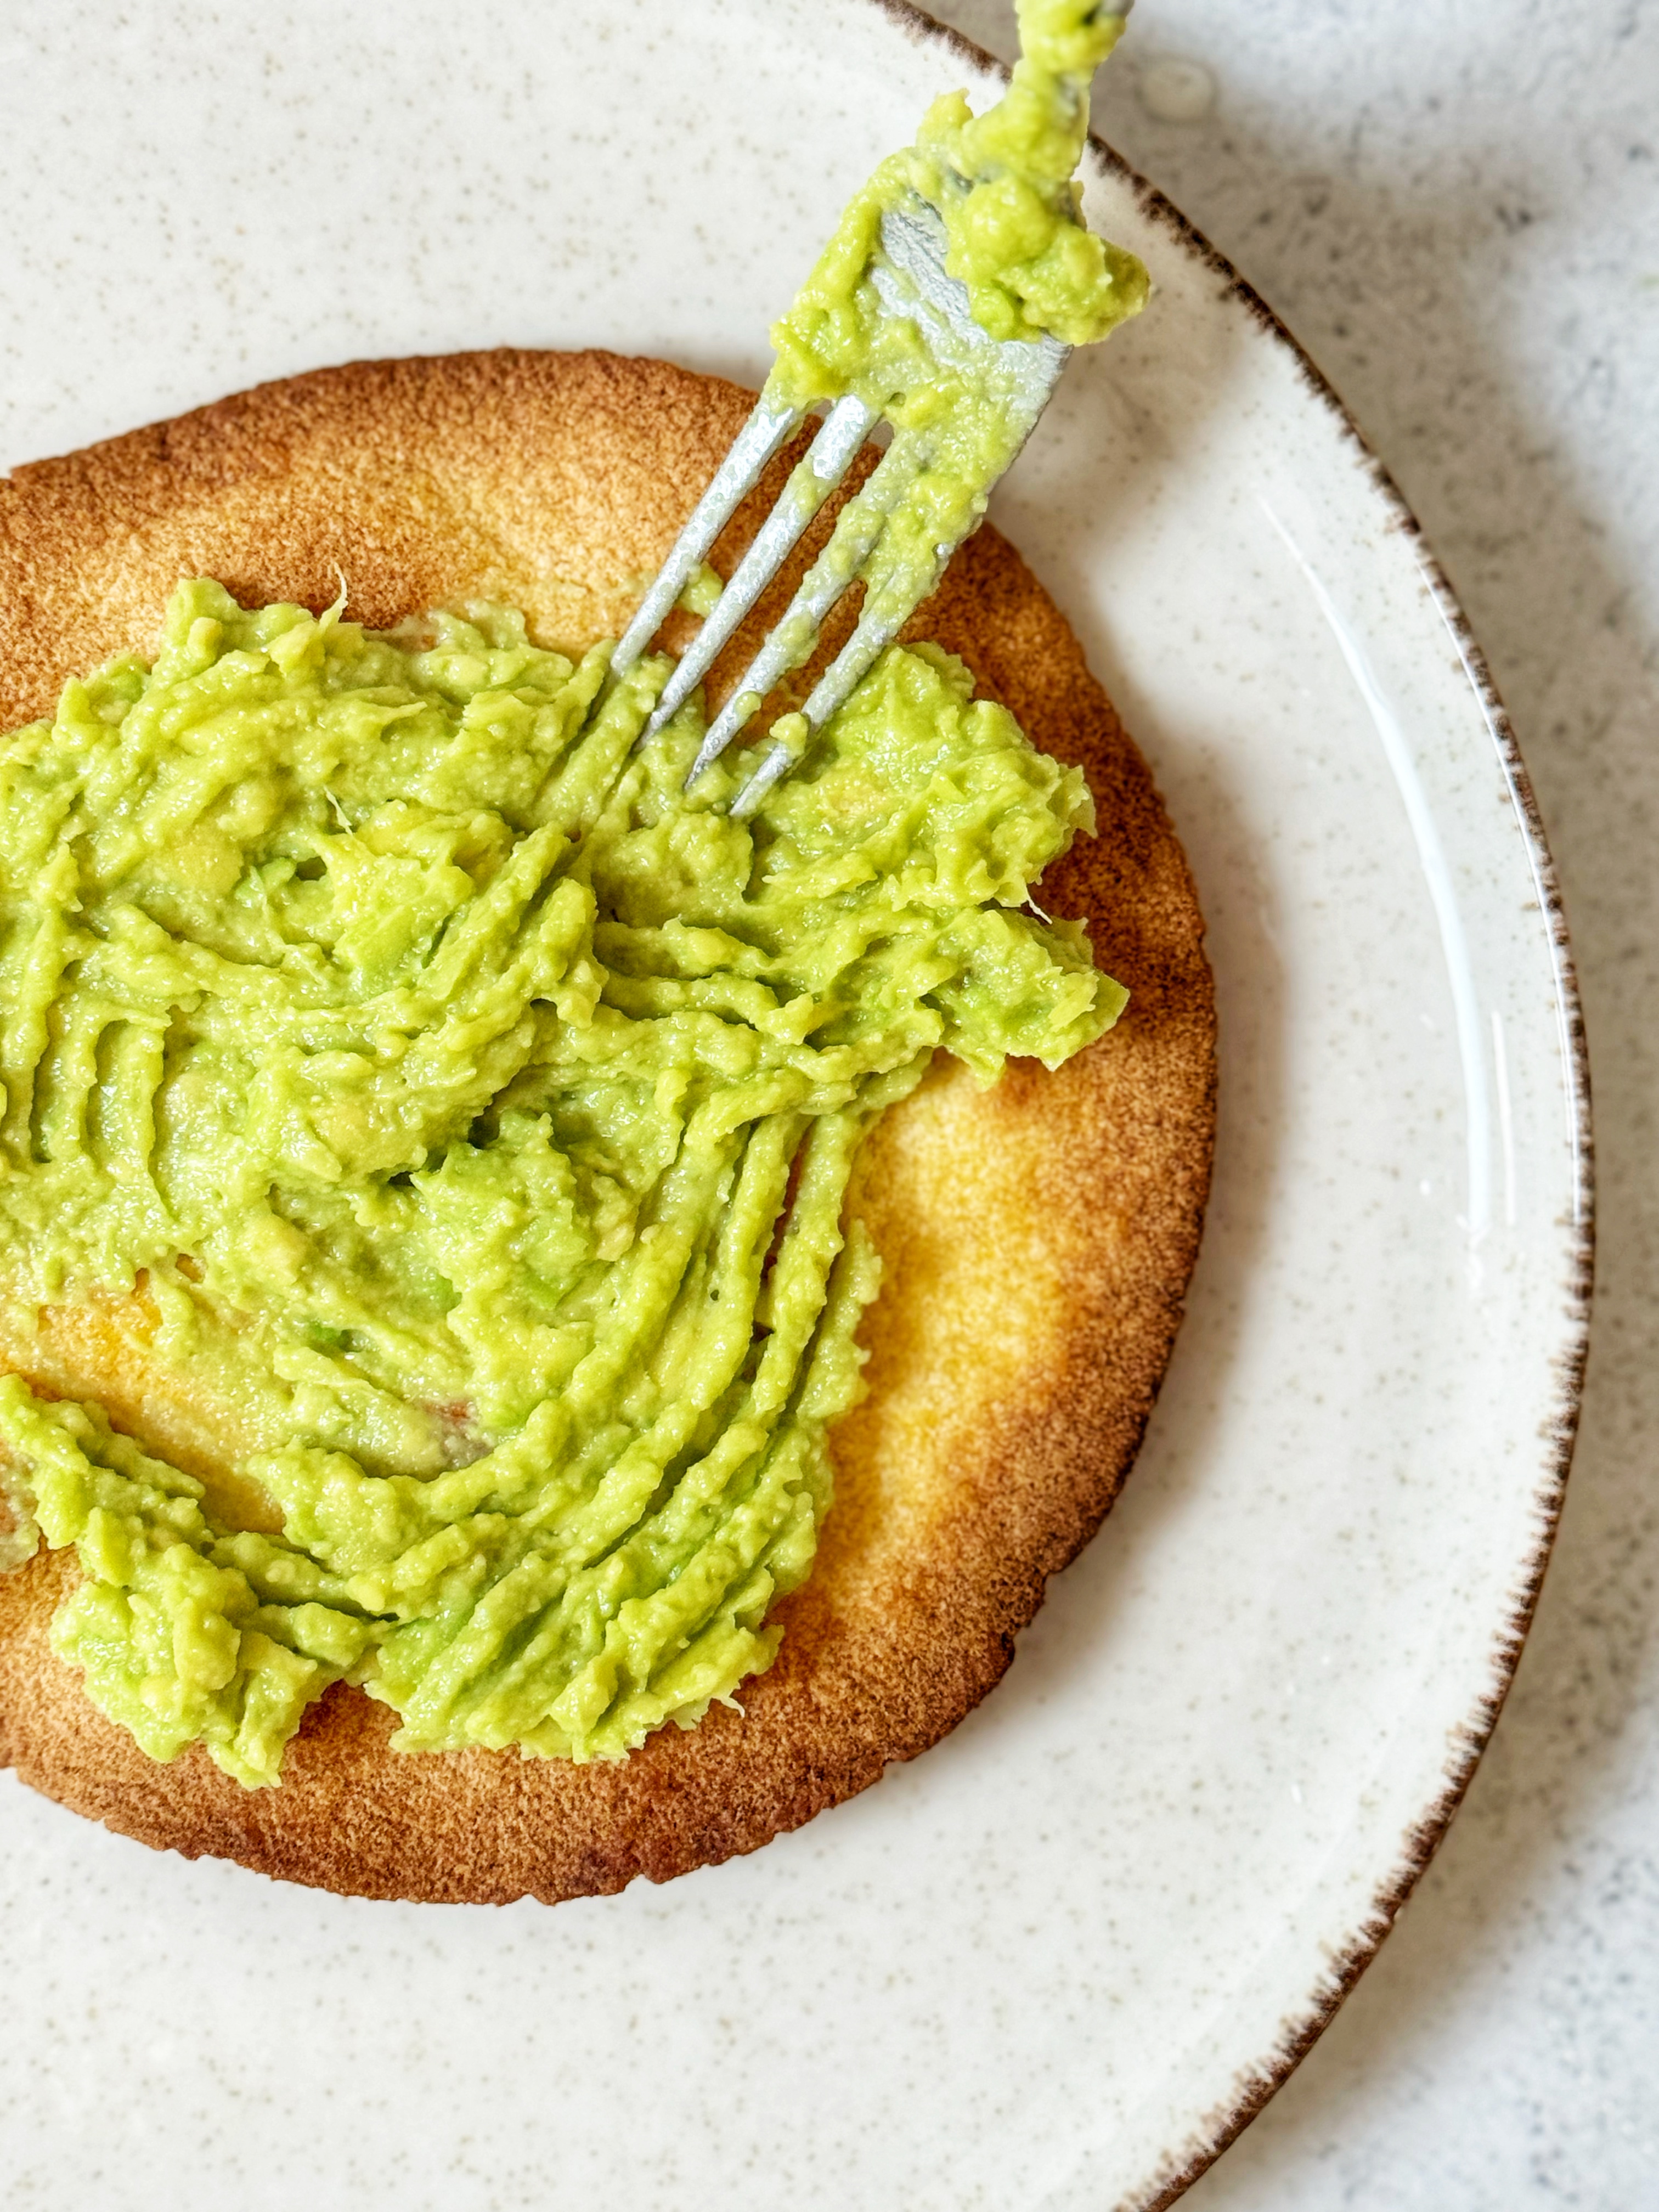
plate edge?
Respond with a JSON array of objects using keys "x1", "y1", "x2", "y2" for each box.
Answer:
[{"x1": 866, "y1": 3, "x2": 1596, "y2": 2202}]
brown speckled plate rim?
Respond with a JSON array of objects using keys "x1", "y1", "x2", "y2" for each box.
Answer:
[{"x1": 871, "y1": 3, "x2": 1595, "y2": 2203}]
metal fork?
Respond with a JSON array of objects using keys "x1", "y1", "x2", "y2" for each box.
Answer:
[{"x1": 608, "y1": 190, "x2": 1070, "y2": 817}]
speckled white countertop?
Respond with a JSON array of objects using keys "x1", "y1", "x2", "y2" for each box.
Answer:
[
  {"x1": 928, "y1": 0, "x2": 1658, "y2": 2199},
  {"x1": 0, "y1": 3, "x2": 1651, "y2": 2204}
]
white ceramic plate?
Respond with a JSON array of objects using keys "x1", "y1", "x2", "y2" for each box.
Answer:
[{"x1": 0, "y1": 4, "x2": 1590, "y2": 2207}]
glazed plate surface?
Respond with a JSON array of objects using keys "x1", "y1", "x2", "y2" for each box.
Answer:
[{"x1": 0, "y1": 3, "x2": 1589, "y2": 2207}]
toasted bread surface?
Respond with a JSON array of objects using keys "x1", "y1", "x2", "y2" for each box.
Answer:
[{"x1": 0, "y1": 350, "x2": 1215, "y2": 1902}]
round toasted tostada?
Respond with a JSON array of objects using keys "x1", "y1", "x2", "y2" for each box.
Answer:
[{"x1": 0, "y1": 349, "x2": 1214, "y2": 1903}]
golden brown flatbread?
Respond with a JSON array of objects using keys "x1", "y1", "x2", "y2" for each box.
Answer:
[{"x1": 0, "y1": 350, "x2": 1215, "y2": 1902}]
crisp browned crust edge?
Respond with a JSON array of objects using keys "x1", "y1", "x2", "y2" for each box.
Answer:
[{"x1": 0, "y1": 349, "x2": 1216, "y2": 1903}]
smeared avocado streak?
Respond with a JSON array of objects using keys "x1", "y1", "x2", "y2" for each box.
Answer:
[
  {"x1": 0, "y1": 582, "x2": 1121, "y2": 1785},
  {"x1": 0, "y1": 1, "x2": 1150, "y2": 1787}
]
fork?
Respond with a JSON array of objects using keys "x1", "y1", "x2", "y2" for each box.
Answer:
[{"x1": 607, "y1": 190, "x2": 1069, "y2": 817}]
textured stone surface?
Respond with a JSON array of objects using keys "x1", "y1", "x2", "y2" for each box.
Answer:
[
  {"x1": 930, "y1": 0, "x2": 1659, "y2": 2199},
  {"x1": 0, "y1": 1, "x2": 1647, "y2": 2204}
]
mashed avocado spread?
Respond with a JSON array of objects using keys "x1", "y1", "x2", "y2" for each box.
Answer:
[
  {"x1": 0, "y1": 0, "x2": 1145, "y2": 1788},
  {"x1": 0, "y1": 583, "x2": 1124, "y2": 1785}
]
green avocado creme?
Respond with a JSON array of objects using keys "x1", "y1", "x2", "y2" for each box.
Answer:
[
  {"x1": 772, "y1": 0, "x2": 1146, "y2": 408},
  {"x1": 744, "y1": 0, "x2": 1145, "y2": 775},
  {"x1": 0, "y1": 582, "x2": 1124, "y2": 1785}
]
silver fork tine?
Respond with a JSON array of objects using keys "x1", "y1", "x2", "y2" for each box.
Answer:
[
  {"x1": 684, "y1": 428, "x2": 932, "y2": 786},
  {"x1": 729, "y1": 559, "x2": 941, "y2": 819},
  {"x1": 610, "y1": 393, "x2": 802, "y2": 680},
  {"x1": 725, "y1": 200, "x2": 1071, "y2": 815},
  {"x1": 627, "y1": 187, "x2": 1075, "y2": 810},
  {"x1": 729, "y1": 735, "x2": 804, "y2": 819},
  {"x1": 637, "y1": 392, "x2": 879, "y2": 744}
]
